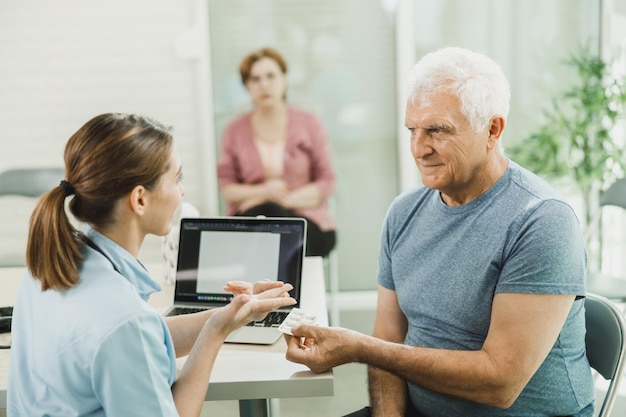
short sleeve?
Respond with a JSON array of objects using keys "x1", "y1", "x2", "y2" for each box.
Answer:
[
  {"x1": 377, "y1": 200, "x2": 399, "y2": 291},
  {"x1": 496, "y1": 199, "x2": 587, "y2": 296},
  {"x1": 91, "y1": 312, "x2": 179, "y2": 416}
]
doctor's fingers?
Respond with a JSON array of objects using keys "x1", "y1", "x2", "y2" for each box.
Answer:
[
  {"x1": 254, "y1": 283, "x2": 294, "y2": 299},
  {"x1": 251, "y1": 295, "x2": 297, "y2": 312},
  {"x1": 252, "y1": 279, "x2": 287, "y2": 294},
  {"x1": 224, "y1": 281, "x2": 253, "y2": 295}
]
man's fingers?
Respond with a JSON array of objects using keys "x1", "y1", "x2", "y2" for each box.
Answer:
[
  {"x1": 285, "y1": 335, "x2": 308, "y2": 362},
  {"x1": 289, "y1": 323, "x2": 317, "y2": 339}
]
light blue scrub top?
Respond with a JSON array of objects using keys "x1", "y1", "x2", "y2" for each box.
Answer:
[{"x1": 7, "y1": 225, "x2": 179, "y2": 416}]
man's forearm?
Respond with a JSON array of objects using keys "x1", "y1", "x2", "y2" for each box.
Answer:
[
  {"x1": 368, "y1": 365, "x2": 407, "y2": 417},
  {"x1": 289, "y1": 322, "x2": 526, "y2": 408},
  {"x1": 356, "y1": 335, "x2": 525, "y2": 409}
]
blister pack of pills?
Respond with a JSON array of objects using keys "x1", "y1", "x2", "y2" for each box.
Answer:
[{"x1": 278, "y1": 308, "x2": 318, "y2": 335}]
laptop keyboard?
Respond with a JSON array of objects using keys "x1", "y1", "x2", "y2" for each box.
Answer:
[
  {"x1": 167, "y1": 307, "x2": 289, "y2": 328},
  {"x1": 167, "y1": 306, "x2": 208, "y2": 316},
  {"x1": 245, "y1": 310, "x2": 289, "y2": 328}
]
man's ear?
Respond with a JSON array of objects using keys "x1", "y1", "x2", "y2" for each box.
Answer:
[
  {"x1": 129, "y1": 185, "x2": 147, "y2": 216},
  {"x1": 487, "y1": 115, "x2": 506, "y2": 148}
]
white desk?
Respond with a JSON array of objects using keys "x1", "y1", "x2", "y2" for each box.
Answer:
[{"x1": 0, "y1": 257, "x2": 333, "y2": 417}]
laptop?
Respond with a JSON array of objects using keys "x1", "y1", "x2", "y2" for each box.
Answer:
[{"x1": 163, "y1": 216, "x2": 307, "y2": 344}]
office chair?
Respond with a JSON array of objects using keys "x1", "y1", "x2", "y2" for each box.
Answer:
[
  {"x1": 585, "y1": 293, "x2": 626, "y2": 417},
  {"x1": 601, "y1": 177, "x2": 626, "y2": 208},
  {"x1": 0, "y1": 167, "x2": 64, "y2": 197},
  {"x1": 586, "y1": 177, "x2": 626, "y2": 303},
  {"x1": 0, "y1": 167, "x2": 64, "y2": 266},
  {"x1": 0, "y1": 307, "x2": 12, "y2": 349}
]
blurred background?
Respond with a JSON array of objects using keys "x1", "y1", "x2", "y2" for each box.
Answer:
[
  {"x1": 3, "y1": 0, "x2": 625, "y2": 295},
  {"x1": 2, "y1": 0, "x2": 626, "y2": 415}
]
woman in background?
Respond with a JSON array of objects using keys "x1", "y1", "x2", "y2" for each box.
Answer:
[
  {"x1": 217, "y1": 47, "x2": 337, "y2": 257},
  {"x1": 8, "y1": 113, "x2": 295, "y2": 417}
]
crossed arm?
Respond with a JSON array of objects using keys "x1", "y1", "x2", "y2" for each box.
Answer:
[
  {"x1": 286, "y1": 285, "x2": 575, "y2": 415},
  {"x1": 221, "y1": 180, "x2": 324, "y2": 213}
]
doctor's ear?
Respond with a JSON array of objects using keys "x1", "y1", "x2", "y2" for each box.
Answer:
[{"x1": 128, "y1": 185, "x2": 148, "y2": 216}]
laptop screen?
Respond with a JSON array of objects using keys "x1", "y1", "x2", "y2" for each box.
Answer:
[{"x1": 174, "y1": 217, "x2": 306, "y2": 307}]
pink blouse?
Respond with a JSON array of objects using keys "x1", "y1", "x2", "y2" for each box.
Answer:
[{"x1": 217, "y1": 107, "x2": 336, "y2": 231}]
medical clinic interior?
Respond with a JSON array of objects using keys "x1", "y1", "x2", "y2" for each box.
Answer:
[{"x1": 2, "y1": 1, "x2": 626, "y2": 416}]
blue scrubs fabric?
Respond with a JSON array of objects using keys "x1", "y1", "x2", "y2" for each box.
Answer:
[{"x1": 8, "y1": 225, "x2": 178, "y2": 416}]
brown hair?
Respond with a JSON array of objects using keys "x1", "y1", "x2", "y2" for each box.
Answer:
[
  {"x1": 239, "y1": 47, "x2": 288, "y2": 85},
  {"x1": 26, "y1": 113, "x2": 173, "y2": 291}
]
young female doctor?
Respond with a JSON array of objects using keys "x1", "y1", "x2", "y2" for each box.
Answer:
[{"x1": 7, "y1": 113, "x2": 296, "y2": 416}]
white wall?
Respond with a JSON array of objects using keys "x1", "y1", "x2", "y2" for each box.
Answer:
[
  {"x1": 0, "y1": 0, "x2": 216, "y2": 266},
  {"x1": 2, "y1": 0, "x2": 621, "y2": 285}
]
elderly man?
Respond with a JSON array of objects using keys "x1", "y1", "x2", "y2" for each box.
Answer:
[{"x1": 285, "y1": 47, "x2": 594, "y2": 417}]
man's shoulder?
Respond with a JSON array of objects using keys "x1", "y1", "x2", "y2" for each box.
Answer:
[
  {"x1": 505, "y1": 162, "x2": 581, "y2": 227},
  {"x1": 504, "y1": 162, "x2": 578, "y2": 219},
  {"x1": 384, "y1": 186, "x2": 435, "y2": 226},
  {"x1": 508, "y1": 161, "x2": 566, "y2": 202},
  {"x1": 391, "y1": 186, "x2": 432, "y2": 207}
]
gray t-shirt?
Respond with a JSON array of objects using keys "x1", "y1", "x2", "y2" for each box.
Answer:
[{"x1": 378, "y1": 161, "x2": 594, "y2": 417}]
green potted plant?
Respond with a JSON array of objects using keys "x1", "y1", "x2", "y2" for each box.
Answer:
[{"x1": 507, "y1": 44, "x2": 626, "y2": 271}]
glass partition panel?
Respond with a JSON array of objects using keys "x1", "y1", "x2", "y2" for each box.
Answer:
[{"x1": 208, "y1": 0, "x2": 398, "y2": 291}]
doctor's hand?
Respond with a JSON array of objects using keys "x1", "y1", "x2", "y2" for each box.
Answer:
[
  {"x1": 208, "y1": 283, "x2": 296, "y2": 339},
  {"x1": 225, "y1": 279, "x2": 291, "y2": 296},
  {"x1": 285, "y1": 324, "x2": 362, "y2": 374}
]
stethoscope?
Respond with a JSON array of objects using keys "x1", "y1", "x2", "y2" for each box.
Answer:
[
  {"x1": 0, "y1": 236, "x2": 130, "y2": 350},
  {"x1": 81, "y1": 235, "x2": 123, "y2": 275}
]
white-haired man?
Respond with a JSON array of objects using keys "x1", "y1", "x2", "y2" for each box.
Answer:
[{"x1": 285, "y1": 47, "x2": 594, "y2": 417}]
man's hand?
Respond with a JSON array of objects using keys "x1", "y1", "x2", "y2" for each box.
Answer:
[{"x1": 285, "y1": 324, "x2": 361, "y2": 374}]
